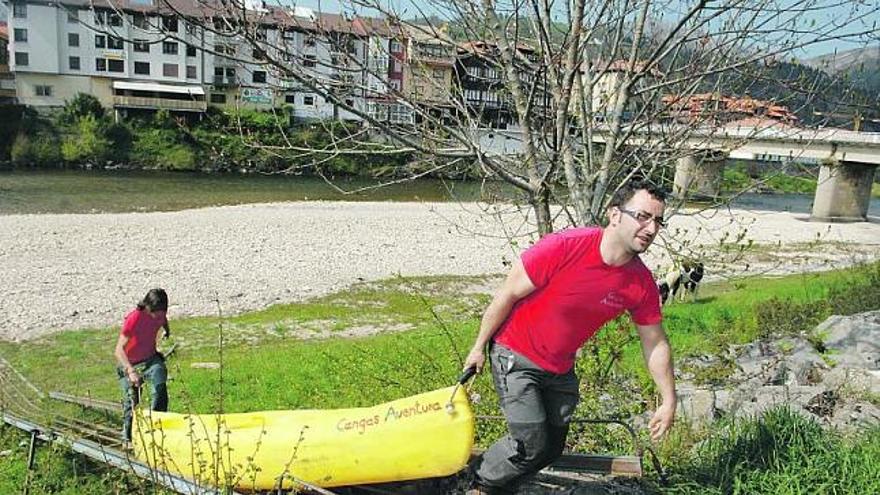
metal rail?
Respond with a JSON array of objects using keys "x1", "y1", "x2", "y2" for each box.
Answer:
[
  {"x1": 49, "y1": 391, "x2": 122, "y2": 413},
  {"x1": 477, "y1": 414, "x2": 667, "y2": 481},
  {"x1": 2, "y1": 411, "x2": 243, "y2": 495},
  {"x1": 4, "y1": 361, "x2": 335, "y2": 494}
]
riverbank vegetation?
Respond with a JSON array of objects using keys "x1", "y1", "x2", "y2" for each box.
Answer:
[
  {"x1": 3, "y1": 95, "x2": 418, "y2": 178},
  {"x1": 0, "y1": 262, "x2": 878, "y2": 493},
  {"x1": 3, "y1": 96, "x2": 878, "y2": 202}
]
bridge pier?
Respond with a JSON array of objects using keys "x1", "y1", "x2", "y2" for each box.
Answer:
[
  {"x1": 811, "y1": 161, "x2": 876, "y2": 222},
  {"x1": 673, "y1": 151, "x2": 727, "y2": 200}
]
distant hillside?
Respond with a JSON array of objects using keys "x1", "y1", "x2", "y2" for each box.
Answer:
[{"x1": 803, "y1": 45, "x2": 880, "y2": 99}]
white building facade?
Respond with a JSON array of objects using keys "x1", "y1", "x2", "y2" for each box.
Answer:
[{"x1": 3, "y1": 0, "x2": 396, "y2": 120}]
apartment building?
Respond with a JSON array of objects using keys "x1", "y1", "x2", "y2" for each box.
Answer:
[
  {"x1": 4, "y1": 1, "x2": 541, "y2": 129},
  {"x1": 403, "y1": 25, "x2": 455, "y2": 125},
  {"x1": 5, "y1": 0, "x2": 210, "y2": 111},
  {"x1": 573, "y1": 60, "x2": 664, "y2": 123},
  {"x1": 0, "y1": 21, "x2": 15, "y2": 102},
  {"x1": 3, "y1": 0, "x2": 402, "y2": 120}
]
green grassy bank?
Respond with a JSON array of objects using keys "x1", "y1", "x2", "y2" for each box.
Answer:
[{"x1": 1, "y1": 263, "x2": 879, "y2": 493}]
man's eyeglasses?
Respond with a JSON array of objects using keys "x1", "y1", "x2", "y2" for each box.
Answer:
[{"x1": 618, "y1": 207, "x2": 666, "y2": 228}]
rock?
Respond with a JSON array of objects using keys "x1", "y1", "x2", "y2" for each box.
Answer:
[
  {"x1": 819, "y1": 310, "x2": 880, "y2": 370},
  {"x1": 830, "y1": 401, "x2": 880, "y2": 430},
  {"x1": 734, "y1": 385, "x2": 823, "y2": 420},
  {"x1": 677, "y1": 386, "x2": 716, "y2": 424},
  {"x1": 0, "y1": 449, "x2": 11, "y2": 457},
  {"x1": 190, "y1": 362, "x2": 221, "y2": 369}
]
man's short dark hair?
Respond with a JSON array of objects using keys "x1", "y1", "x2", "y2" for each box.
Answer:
[{"x1": 608, "y1": 179, "x2": 668, "y2": 208}]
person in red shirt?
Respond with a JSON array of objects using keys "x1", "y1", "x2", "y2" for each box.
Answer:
[
  {"x1": 114, "y1": 288, "x2": 171, "y2": 442},
  {"x1": 463, "y1": 180, "x2": 676, "y2": 494}
]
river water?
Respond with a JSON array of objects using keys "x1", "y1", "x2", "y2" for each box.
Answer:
[{"x1": 1, "y1": 168, "x2": 877, "y2": 216}]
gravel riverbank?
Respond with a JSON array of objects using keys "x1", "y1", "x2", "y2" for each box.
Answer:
[{"x1": 1, "y1": 201, "x2": 878, "y2": 341}]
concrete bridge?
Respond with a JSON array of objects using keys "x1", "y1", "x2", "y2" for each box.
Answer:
[{"x1": 476, "y1": 122, "x2": 880, "y2": 222}]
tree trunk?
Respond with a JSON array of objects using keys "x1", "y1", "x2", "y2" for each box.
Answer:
[{"x1": 532, "y1": 188, "x2": 553, "y2": 236}]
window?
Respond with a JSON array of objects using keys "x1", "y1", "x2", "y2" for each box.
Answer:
[
  {"x1": 15, "y1": 52, "x2": 28, "y2": 66},
  {"x1": 69, "y1": 56, "x2": 80, "y2": 70},
  {"x1": 390, "y1": 41, "x2": 402, "y2": 52},
  {"x1": 14, "y1": 28, "x2": 27, "y2": 43},
  {"x1": 163, "y1": 41, "x2": 178, "y2": 55},
  {"x1": 433, "y1": 68, "x2": 444, "y2": 79},
  {"x1": 344, "y1": 98, "x2": 354, "y2": 107},
  {"x1": 252, "y1": 48, "x2": 266, "y2": 60},
  {"x1": 186, "y1": 65, "x2": 197, "y2": 79},
  {"x1": 252, "y1": 71, "x2": 267, "y2": 83},
  {"x1": 95, "y1": 10, "x2": 122, "y2": 26},
  {"x1": 67, "y1": 10, "x2": 78, "y2": 23},
  {"x1": 35, "y1": 85, "x2": 52, "y2": 96},
  {"x1": 132, "y1": 14, "x2": 149, "y2": 29},
  {"x1": 68, "y1": 33, "x2": 80, "y2": 47},
  {"x1": 95, "y1": 35, "x2": 106, "y2": 49},
  {"x1": 108, "y1": 59, "x2": 124, "y2": 72},
  {"x1": 284, "y1": 94, "x2": 296, "y2": 104},
  {"x1": 303, "y1": 54, "x2": 317, "y2": 67},
  {"x1": 133, "y1": 40, "x2": 149, "y2": 53},
  {"x1": 210, "y1": 93, "x2": 227, "y2": 104},
  {"x1": 134, "y1": 61, "x2": 150, "y2": 75},
  {"x1": 225, "y1": 67, "x2": 236, "y2": 78},
  {"x1": 162, "y1": 16, "x2": 178, "y2": 32},
  {"x1": 107, "y1": 37, "x2": 124, "y2": 50},
  {"x1": 186, "y1": 45, "x2": 197, "y2": 57},
  {"x1": 12, "y1": 3, "x2": 26, "y2": 18},
  {"x1": 304, "y1": 36, "x2": 316, "y2": 47},
  {"x1": 303, "y1": 95, "x2": 314, "y2": 106},
  {"x1": 163, "y1": 63, "x2": 178, "y2": 77},
  {"x1": 215, "y1": 44, "x2": 235, "y2": 56},
  {"x1": 96, "y1": 58, "x2": 106, "y2": 71}
]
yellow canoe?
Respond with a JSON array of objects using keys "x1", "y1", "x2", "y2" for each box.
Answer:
[{"x1": 133, "y1": 385, "x2": 474, "y2": 490}]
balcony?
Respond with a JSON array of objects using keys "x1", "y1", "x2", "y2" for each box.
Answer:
[{"x1": 113, "y1": 96, "x2": 207, "y2": 112}]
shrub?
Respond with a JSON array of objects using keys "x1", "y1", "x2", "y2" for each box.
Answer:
[
  {"x1": 131, "y1": 127, "x2": 196, "y2": 170},
  {"x1": 57, "y1": 93, "x2": 106, "y2": 127},
  {"x1": 60, "y1": 115, "x2": 112, "y2": 164},
  {"x1": 10, "y1": 133, "x2": 61, "y2": 167}
]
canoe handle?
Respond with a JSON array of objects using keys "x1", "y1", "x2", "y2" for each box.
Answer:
[{"x1": 457, "y1": 366, "x2": 477, "y2": 385}]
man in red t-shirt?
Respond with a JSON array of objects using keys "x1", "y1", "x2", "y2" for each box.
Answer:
[{"x1": 464, "y1": 180, "x2": 676, "y2": 494}]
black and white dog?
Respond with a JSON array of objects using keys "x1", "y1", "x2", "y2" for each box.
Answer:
[{"x1": 658, "y1": 261, "x2": 705, "y2": 305}]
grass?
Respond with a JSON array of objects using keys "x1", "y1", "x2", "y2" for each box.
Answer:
[
  {"x1": 660, "y1": 407, "x2": 880, "y2": 494},
  {"x1": 0, "y1": 264, "x2": 878, "y2": 493},
  {"x1": 722, "y1": 162, "x2": 880, "y2": 198}
]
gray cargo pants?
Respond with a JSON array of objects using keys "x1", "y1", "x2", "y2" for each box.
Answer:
[{"x1": 472, "y1": 343, "x2": 579, "y2": 493}]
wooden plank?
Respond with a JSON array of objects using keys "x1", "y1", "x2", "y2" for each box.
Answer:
[
  {"x1": 548, "y1": 453, "x2": 643, "y2": 477},
  {"x1": 471, "y1": 449, "x2": 643, "y2": 477}
]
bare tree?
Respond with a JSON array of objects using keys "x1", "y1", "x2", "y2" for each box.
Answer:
[{"x1": 88, "y1": 0, "x2": 879, "y2": 235}]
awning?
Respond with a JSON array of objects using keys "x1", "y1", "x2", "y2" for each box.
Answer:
[{"x1": 112, "y1": 81, "x2": 205, "y2": 96}]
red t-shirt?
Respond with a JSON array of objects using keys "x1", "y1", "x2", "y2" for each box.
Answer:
[
  {"x1": 495, "y1": 227, "x2": 662, "y2": 374},
  {"x1": 121, "y1": 308, "x2": 167, "y2": 364}
]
